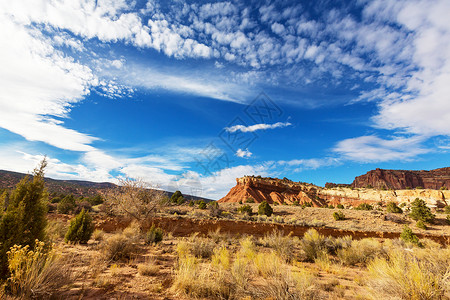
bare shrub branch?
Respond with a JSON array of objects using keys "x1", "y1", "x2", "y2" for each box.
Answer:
[{"x1": 103, "y1": 178, "x2": 167, "y2": 222}]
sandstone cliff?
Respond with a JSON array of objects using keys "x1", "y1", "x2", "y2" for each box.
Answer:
[
  {"x1": 219, "y1": 176, "x2": 449, "y2": 208},
  {"x1": 351, "y1": 167, "x2": 450, "y2": 190}
]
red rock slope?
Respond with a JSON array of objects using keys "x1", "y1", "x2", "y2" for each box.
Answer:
[{"x1": 218, "y1": 176, "x2": 326, "y2": 206}]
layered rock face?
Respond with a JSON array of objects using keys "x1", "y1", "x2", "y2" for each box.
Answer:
[
  {"x1": 218, "y1": 176, "x2": 326, "y2": 207},
  {"x1": 351, "y1": 167, "x2": 450, "y2": 190},
  {"x1": 219, "y1": 176, "x2": 449, "y2": 208}
]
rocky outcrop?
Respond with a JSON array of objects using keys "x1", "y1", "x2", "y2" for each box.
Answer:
[
  {"x1": 219, "y1": 176, "x2": 449, "y2": 208},
  {"x1": 218, "y1": 176, "x2": 326, "y2": 207},
  {"x1": 351, "y1": 167, "x2": 450, "y2": 190}
]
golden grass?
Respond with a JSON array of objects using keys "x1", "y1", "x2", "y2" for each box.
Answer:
[{"x1": 368, "y1": 248, "x2": 450, "y2": 299}]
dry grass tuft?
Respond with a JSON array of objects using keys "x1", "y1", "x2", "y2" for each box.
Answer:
[
  {"x1": 260, "y1": 230, "x2": 297, "y2": 262},
  {"x1": 138, "y1": 259, "x2": 159, "y2": 276},
  {"x1": 368, "y1": 247, "x2": 450, "y2": 299}
]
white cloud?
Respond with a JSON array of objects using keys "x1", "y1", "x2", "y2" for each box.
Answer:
[
  {"x1": 333, "y1": 135, "x2": 429, "y2": 162},
  {"x1": 236, "y1": 149, "x2": 252, "y2": 158},
  {"x1": 368, "y1": 0, "x2": 450, "y2": 137},
  {"x1": 225, "y1": 122, "x2": 292, "y2": 133},
  {"x1": 0, "y1": 13, "x2": 97, "y2": 152}
]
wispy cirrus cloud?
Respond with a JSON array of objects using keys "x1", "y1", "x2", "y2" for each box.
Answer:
[{"x1": 225, "y1": 122, "x2": 292, "y2": 133}]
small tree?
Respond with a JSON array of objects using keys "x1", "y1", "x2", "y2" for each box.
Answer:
[
  {"x1": 333, "y1": 211, "x2": 345, "y2": 221},
  {"x1": 198, "y1": 200, "x2": 207, "y2": 209},
  {"x1": 386, "y1": 202, "x2": 403, "y2": 214},
  {"x1": 170, "y1": 190, "x2": 184, "y2": 204},
  {"x1": 57, "y1": 194, "x2": 76, "y2": 214},
  {"x1": 65, "y1": 209, "x2": 94, "y2": 244},
  {"x1": 409, "y1": 198, "x2": 435, "y2": 223},
  {"x1": 103, "y1": 178, "x2": 167, "y2": 223},
  {"x1": 0, "y1": 159, "x2": 48, "y2": 279},
  {"x1": 145, "y1": 225, "x2": 163, "y2": 244},
  {"x1": 258, "y1": 201, "x2": 273, "y2": 217}
]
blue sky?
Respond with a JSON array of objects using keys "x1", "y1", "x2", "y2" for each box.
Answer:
[{"x1": 0, "y1": 0, "x2": 449, "y2": 199}]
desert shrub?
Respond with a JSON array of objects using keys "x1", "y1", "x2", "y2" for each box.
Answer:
[
  {"x1": 444, "y1": 205, "x2": 450, "y2": 214},
  {"x1": 328, "y1": 205, "x2": 334, "y2": 209},
  {"x1": 300, "y1": 229, "x2": 328, "y2": 261},
  {"x1": 416, "y1": 220, "x2": 427, "y2": 230},
  {"x1": 400, "y1": 226, "x2": 422, "y2": 247},
  {"x1": 415, "y1": 186, "x2": 424, "y2": 189},
  {"x1": 386, "y1": 202, "x2": 403, "y2": 213},
  {"x1": 237, "y1": 204, "x2": 253, "y2": 215},
  {"x1": 336, "y1": 204, "x2": 344, "y2": 209},
  {"x1": 0, "y1": 160, "x2": 48, "y2": 279},
  {"x1": 258, "y1": 201, "x2": 273, "y2": 216},
  {"x1": 198, "y1": 200, "x2": 207, "y2": 209},
  {"x1": 368, "y1": 248, "x2": 450, "y2": 299},
  {"x1": 447, "y1": 215, "x2": 450, "y2": 225},
  {"x1": 409, "y1": 198, "x2": 435, "y2": 223},
  {"x1": 292, "y1": 200, "x2": 299, "y2": 206},
  {"x1": 260, "y1": 230, "x2": 296, "y2": 262},
  {"x1": 6, "y1": 241, "x2": 72, "y2": 298},
  {"x1": 145, "y1": 225, "x2": 163, "y2": 244},
  {"x1": 245, "y1": 197, "x2": 255, "y2": 203},
  {"x1": 101, "y1": 234, "x2": 137, "y2": 262},
  {"x1": 64, "y1": 209, "x2": 94, "y2": 244},
  {"x1": 355, "y1": 203, "x2": 373, "y2": 210},
  {"x1": 333, "y1": 211, "x2": 345, "y2": 221},
  {"x1": 188, "y1": 200, "x2": 194, "y2": 207},
  {"x1": 57, "y1": 194, "x2": 76, "y2": 214},
  {"x1": 337, "y1": 238, "x2": 385, "y2": 266}
]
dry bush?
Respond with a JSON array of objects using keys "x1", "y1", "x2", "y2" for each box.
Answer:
[
  {"x1": 250, "y1": 269, "x2": 316, "y2": 300},
  {"x1": 138, "y1": 258, "x2": 159, "y2": 276},
  {"x1": 337, "y1": 238, "x2": 385, "y2": 266},
  {"x1": 212, "y1": 247, "x2": 230, "y2": 270},
  {"x1": 6, "y1": 241, "x2": 73, "y2": 298},
  {"x1": 172, "y1": 254, "x2": 233, "y2": 299},
  {"x1": 103, "y1": 178, "x2": 167, "y2": 222},
  {"x1": 189, "y1": 234, "x2": 216, "y2": 259},
  {"x1": 46, "y1": 219, "x2": 68, "y2": 242},
  {"x1": 260, "y1": 230, "x2": 297, "y2": 262},
  {"x1": 100, "y1": 233, "x2": 137, "y2": 262},
  {"x1": 300, "y1": 229, "x2": 328, "y2": 261},
  {"x1": 253, "y1": 251, "x2": 284, "y2": 278},
  {"x1": 368, "y1": 247, "x2": 450, "y2": 299},
  {"x1": 122, "y1": 220, "x2": 142, "y2": 242},
  {"x1": 92, "y1": 229, "x2": 105, "y2": 242}
]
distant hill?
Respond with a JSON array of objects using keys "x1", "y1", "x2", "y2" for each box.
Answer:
[{"x1": 0, "y1": 169, "x2": 212, "y2": 202}]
